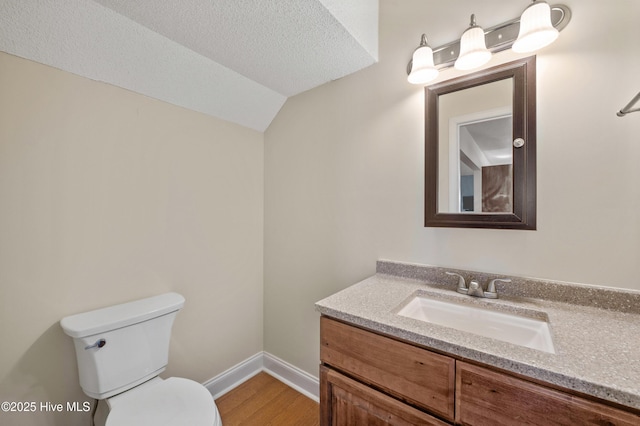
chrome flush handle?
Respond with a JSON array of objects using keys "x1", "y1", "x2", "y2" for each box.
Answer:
[{"x1": 84, "y1": 338, "x2": 106, "y2": 350}]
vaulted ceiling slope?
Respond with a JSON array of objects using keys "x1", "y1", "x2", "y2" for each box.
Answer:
[{"x1": 0, "y1": 0, "x2": 378, "y2": 131}]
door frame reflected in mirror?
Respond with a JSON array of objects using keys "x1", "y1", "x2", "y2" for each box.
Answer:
[
  {"x1": 425, "y1": 56, "x2": 536, "y2": 230},
  {"x1": 447, "y1": 105, "x2": 513, "y2": 213}
]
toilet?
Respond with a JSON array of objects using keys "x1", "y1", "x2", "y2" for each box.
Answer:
[{"x1": 60, "y1": 292, "x2": 223, "y2": 426}]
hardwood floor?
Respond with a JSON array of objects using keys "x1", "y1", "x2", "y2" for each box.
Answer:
[{"x1": 215, "y1": 372, "x2": 320, "y2": 426}]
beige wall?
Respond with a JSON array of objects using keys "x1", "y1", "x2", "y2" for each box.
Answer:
[
  {"x1": 264, "y1": 0, "x2": 640, "y2": 377},
  {"x1": 0, "y1": 52, "x2": 264, "y2": 426},
  {"x1": 2, "y1": 1, "x2": 640, "y2": 423}
]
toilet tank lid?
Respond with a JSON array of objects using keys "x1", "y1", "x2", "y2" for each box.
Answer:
[{"x1": 60, "y1": 292, "x2": 185, "y2": 338}]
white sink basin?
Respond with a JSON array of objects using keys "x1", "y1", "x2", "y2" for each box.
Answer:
[{"x1": 397, "y1": 295, "x2": 555, "y2": 353}]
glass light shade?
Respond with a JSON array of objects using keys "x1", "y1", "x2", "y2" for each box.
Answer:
[
  {"x1": 454, "y1": 25, "x2": 491, "y2": 71},
  {"x1": 408, "y1": 44, "x2": 439, "y2": 84},
  {"x1": 513, "y1": 1, "x2": 559, "y2": 53}
]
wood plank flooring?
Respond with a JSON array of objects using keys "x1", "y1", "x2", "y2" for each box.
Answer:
[{"x1": 215, "y1": 372, "x2": 320, "y2": 426}]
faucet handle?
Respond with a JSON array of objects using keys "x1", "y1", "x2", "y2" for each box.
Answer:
[
  {"x1": 486, "y1": 278, "x2": 511, "y2": 297},
  {"x1": 446, "y1": 272, "x2": 468, "y2": 294}
]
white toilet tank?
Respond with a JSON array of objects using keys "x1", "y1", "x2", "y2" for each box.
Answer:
[{"x1": 60, "y1": 293, "x2": 186, "y2": 399}]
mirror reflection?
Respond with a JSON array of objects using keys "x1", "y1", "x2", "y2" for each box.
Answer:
[
  {"x1": 424, "y1": 56, "x2": 536, "y2": 230},
  {"x1": 438, "y1": 79, "x2": 513, "y2": 214}
]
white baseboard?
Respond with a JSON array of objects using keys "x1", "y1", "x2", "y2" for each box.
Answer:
[
  {"x1": 203, "y1": 351, "x2": 320, "y2": 402},
  {"x1": 204, "y1": 352, "x2": 263, "y2": 400},
  {"x1": 262, "y1": 352, "x2": 319, "y2": 402}
]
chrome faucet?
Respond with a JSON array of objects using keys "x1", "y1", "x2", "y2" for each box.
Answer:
[
  {"x1": 446, "y1": 272, "x2": 511, "y2": 299},
  {"x1": 467, "y1": 280, "x2": 487, "y2": 297},
  {"x1": 446, "y1": 272, "x2": 468, "y2": 294}
]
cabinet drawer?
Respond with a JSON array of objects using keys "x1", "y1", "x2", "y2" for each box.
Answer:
[
  {"x1": 320, "y1": 317, "x2": 455, "y2": 421},
  {"x1": 321, "y1": 366, "x2": 449, "y2": 426},
  {"x1": 456, "y1": 362, "x2": 640, "y2": 426}
]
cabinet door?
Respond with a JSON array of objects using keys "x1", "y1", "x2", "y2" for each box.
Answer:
[
  {"x1": 456, "y1": 362, "x2": 640, "y2": 426},
  {"x1": 321, "y1": 317, "x2": 455, "y2": 421},
  {"x1": 321, "y1": 366, "x2": 449, "y2": 426}
]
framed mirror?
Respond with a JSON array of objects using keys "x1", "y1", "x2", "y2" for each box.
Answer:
[{"x1": 425, "y1": 56, "x2": 536, "y2": 229}]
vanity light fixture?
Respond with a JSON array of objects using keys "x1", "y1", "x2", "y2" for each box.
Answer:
[
  {"x1": 454, "y1": 15, "x2": 492, "y2": 71},
  {"x1": 406, "y1": 3, "x2": 571, "y2": 84},
  {"x1": 407, "y1": 34, "x2": 439, "y2": 84}
]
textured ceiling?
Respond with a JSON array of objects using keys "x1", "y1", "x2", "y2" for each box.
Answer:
[{"x1": 0, "y1": 0, "x2": 378, "y2": 131}]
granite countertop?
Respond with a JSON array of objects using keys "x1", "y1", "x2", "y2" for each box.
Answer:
[{"x1": 315, "y1": 261, "x2": 640, "y2": 410}]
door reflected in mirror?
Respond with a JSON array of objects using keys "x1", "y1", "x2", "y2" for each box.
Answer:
[{"x1": 438, "y1": 79, "x2": 513, "y2": 214}]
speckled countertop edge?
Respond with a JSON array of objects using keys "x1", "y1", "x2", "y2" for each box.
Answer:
[
  {"x1": 315, "y1": 261, "x2": 640, "y2": 410},
  {"x1": 376, "y1": 260, "x2": 640, "y2": 314}
]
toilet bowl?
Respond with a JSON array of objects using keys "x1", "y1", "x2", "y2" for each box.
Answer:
[
  {"x1": 60, "y1": 292, "x2": 223, "y2": 426},
  {"x1": 95, "y1": 377, "x2": 222, "y2": 426}
]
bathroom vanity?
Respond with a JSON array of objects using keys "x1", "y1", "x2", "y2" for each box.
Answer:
[{"x1": 316, "y1": 261, "x2": 640, "y2": 425}]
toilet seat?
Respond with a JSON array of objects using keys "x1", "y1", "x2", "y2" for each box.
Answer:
[{"x1": 104, "y1": 377, "x2": 222, "y2": 426}]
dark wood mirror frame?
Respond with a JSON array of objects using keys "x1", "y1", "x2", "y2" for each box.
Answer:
[{"x1": 425, "y1": 56, "x2": 536, "y2": 230}]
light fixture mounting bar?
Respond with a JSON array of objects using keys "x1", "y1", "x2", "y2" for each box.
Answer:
[{"x1": 408, "y1": 4, "x2": 570, "y2": 74}]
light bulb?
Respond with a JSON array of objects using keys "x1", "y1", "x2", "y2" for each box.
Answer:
[
  {"x1": 455, "y1": 15, "x2": 491, "y2": 71},
  {"x1": 513, "y1": 1, "x2": 559, "y2": 53},
  {"x1": 408, "y1": 35, "x2": 439, "y2": 84}
]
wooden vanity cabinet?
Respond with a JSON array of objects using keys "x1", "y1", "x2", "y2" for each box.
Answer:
[
  {"x1": 320, "y1": 316, "x2": 455, "y2": 423},
  {"x1": 321, "y1": 366, "x2": 449, "y2": 426},
  {"x1": 320, "y1": 316, "x2": 640, "y2": 426},
  {"x1": 456, "y1": 362, "x2": 640, "y2": 426}
]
